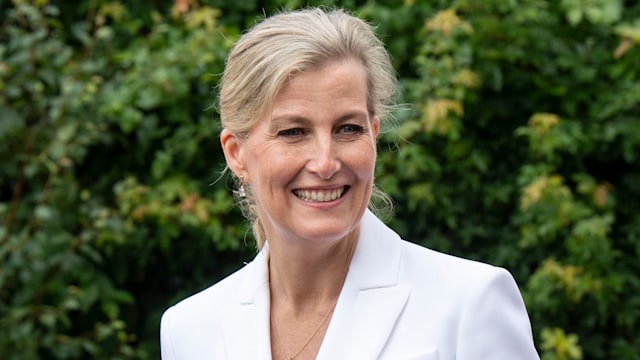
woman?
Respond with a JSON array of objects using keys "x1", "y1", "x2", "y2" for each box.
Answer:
[{"x1": 161, "y1": 7, "x2": 539, "y2": 360}]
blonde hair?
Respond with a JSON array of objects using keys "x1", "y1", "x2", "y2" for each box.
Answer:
[{"x1": 219, "y1": 7, "x2": 396, "y2": 248}]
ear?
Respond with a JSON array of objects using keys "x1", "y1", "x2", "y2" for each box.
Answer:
[
  {"x1": 372, "y1": 116, "x2": 381, "y2": 139},
  {"x1": 220, "y1": 129, "x2": 247, "y2": 179}
]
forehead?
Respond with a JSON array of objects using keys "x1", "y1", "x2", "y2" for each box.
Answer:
[{"x1": 271, "y1": 60, "x2": 369, "y2": 115}]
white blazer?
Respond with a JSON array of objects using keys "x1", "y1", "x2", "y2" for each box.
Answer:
[{"x1": 161, "y1": 210, "x2": 540, "y2": 359}]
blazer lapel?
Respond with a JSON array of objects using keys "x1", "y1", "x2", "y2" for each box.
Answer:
[
  {"x1": 219, "y1": 249, "x2": 273, "y2": 359},
  {"x1": 317, "y1": 210, "x2": 410, "y2": 360},
  {"x1": 218, "y1": 211, "x2": 408, "y2": 360}
]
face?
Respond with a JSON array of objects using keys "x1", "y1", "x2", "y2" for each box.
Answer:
[{"x1": 221, "y1": 59, "x2": 380, "y2": 248}]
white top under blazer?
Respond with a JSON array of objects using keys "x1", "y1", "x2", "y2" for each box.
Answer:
[{"x1": 161, "y1": 210, "x2": 540, "y2": 359}]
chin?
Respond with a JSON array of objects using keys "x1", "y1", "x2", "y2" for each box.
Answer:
[{"x1": 297, "y1": 222, "x2": 358, "y2": 243}]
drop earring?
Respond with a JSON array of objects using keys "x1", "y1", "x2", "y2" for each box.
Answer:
[{"x1": 236, "y1": 175, "x2": 246, "y2": 198}]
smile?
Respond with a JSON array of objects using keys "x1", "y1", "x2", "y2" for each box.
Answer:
[{"x1": 293, "y1": 186, "x2": 348, "y2": 202}]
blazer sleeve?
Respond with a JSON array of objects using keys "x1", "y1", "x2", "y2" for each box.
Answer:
[
  {"x1": 159, "y1": 300, "x2": 230, "y2": 359},
  {"x1": 455, "y1": 267, "x2": 540, "y2": 360},
  {"x1": 160, "y1": 307, "x2": 176, "y2": 360}
]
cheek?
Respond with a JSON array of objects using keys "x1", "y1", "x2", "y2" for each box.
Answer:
[
  {"x1": 348, "y1": 142, "x2": 377, "y2": 177},
  {"x1": 252, "y1": 146, "x2": 304, "y2": 186}
]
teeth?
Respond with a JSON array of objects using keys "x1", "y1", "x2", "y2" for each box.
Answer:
[{"x1": 294, "y1": 187, "x2": 345, "y2": 202}]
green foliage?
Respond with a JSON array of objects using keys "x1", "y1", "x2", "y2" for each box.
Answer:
[
  {"x1": 1, "y1": 1, "x2": 250, "y2": 358},
  {"x1": 371, "y1": 1, "x2": 640, "y2": 358},
  {"x1": 1, "y1": 0, "x2": 639, "y2": 359},
  {"x1": 541, "y1": 327, "x2": 583, "y2": 360}
]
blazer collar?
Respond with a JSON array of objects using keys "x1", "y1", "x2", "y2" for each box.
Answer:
[
  {"x1": 347, "y1": 209, "x2": 404, "y2": 290},
  {"x1": 219, "y1": 249, "x2": 272, "y2": 359},
  {"x1": 220, "y1": 210, "x2": 409, "y2": 359},
  {"x1": 317, "y1": 209, "x2": 410, "y2": 359}
]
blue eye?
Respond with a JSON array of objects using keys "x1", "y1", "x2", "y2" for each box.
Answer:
[
  {"x1": 340, "y1": 124, "x2": 364, "y2": 133},
  {"x1": 278, "y1": 128, "x2": 306, "y2": 137}
]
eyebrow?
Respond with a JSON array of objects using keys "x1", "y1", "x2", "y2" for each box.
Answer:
[{"x1": 269, "y1": 111, "x2": 369, "y2": 129}]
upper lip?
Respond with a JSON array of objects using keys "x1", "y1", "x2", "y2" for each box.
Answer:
[{"x1": 292, "y1": 184, "x2": 347, "y2": 191}]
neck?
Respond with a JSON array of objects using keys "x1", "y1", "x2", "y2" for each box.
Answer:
[{"x1": 267, "y1": 229, "x2": 358, "y2": 311}]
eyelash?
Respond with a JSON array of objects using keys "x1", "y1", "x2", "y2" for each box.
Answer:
[
  {"x1": 277, "y1": 124, "x2": 365, "y2": 138},
  {"x1": 277, "y1": 128, "x2": 307, "y2": 137},
  {"x1": 339, "y1": 124, "x2": 365, "y2": 134}
]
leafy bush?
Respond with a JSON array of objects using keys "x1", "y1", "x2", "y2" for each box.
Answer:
[
  {"x1": 1, "y1": 0, "x2": 639, "y2": 359},
  {"x1": 0, "y1": 1, "x2": 249, "y2": 358}
]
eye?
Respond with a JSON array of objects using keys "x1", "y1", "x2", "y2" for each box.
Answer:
[
  {"x1": 338, "y1": 124, "x2": 365, "y2": 134},
  {"x1": 277, "y1": 128, "x2": 307, "y2": 137}
]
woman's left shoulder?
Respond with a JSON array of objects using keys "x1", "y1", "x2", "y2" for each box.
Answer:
[
  {"x1": 398, "y1": 239, "x2": 519, "y2": 289},
  {"x1": 389, "y1": 239, "x2": 539, "y2": 359}
]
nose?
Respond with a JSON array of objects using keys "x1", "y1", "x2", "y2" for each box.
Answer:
[{"x1": 306, "y1": 136, "x2": 341, "y2": 180}]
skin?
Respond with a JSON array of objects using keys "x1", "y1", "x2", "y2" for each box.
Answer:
[{"x1": 220, "y1": 58, "x2": 380, "y2": 359}]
